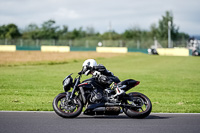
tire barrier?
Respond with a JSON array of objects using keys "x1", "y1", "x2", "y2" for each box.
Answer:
[
  {"x1": 41, "y1": 46, "x2": 70, "y2": 52},
  {"x1": 0, "y1": 45, "x2": 16, "y2": 52},
  {"x1": 96, "y1": 47, "x2": 128, "y2": 53},
  {"x1": 157, "y1": 48, "x2": 189, "y2": 56}
]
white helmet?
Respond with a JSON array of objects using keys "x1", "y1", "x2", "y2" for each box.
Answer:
[{"x1": 82, "y1": 59, "x2": 97, "y2": 75}]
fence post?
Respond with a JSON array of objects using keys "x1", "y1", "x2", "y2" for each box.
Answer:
[
  {"x1": 137, "y1": 40, "x2": 140, "y2": 49},
  {"x1": 119, "y1": 40, "x2": 122, "y2": 47},
  {"x1": 53, "y1": 39, "x2": 56, "y2": 45},
  {"x1": 36, "y1": 39, "x2": 39, "y2": 46},
  {"x1": 69, "y1": 40, "x2": 72, "y2": 46},
  {"x1": 171, "y1": 41, "x2": 173, "y2": 48},
  {"x1": 102, "y1": 40, "x2": 105, "y2": 46},
  {"x1": 154, "y1": 37, "x2": 157, "y2": 49},
  {"x1": 5, "y1": 39, "x2": 7, "y2": 45},
  {"x1": 86, "y1": 40, "x2": 89, "y2": 47},
  {"x1": 20, "y1": 39, "x2": 23, "y2": 46}
]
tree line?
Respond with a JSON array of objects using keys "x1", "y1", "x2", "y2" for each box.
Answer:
[{"x1": 0, "y1": 11, "x2": 189, "y2": 42}]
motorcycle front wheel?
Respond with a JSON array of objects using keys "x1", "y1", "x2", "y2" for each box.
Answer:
[
  {"x1": 123, "y1": 92, "x2": 152, "y2": 119},
  {"x1": 53, "y1": 92, "x2": 83, "y2": 118}
]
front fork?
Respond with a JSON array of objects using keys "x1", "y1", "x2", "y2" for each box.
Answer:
[
  {"x1": 65, "y1": 92, "x2": 71, "y2": 101},
  {"x1": 68, "y1": 76, "x2": 80, "y2": 99}
]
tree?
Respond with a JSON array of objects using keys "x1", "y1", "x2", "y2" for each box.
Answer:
[
  {"x1": 86, "y1": 26, "x2": 96, "y2": 36},
  {"x1": 6, "y1": 24, "x2": 21, "y2": 39},
  {"x1": 150, "y1": 11, "x2": 179, "y2": 40},
  {"x1": 0, "y1": 25, "x2": 7, "y2": 39},
  {"x1": 58, "y1": 25, "x2": 68, "y2": 35},
  {"x1": 66, "y1": 27, "x2": 86, "y2": 39},
  {"x1": 101, "y1": 31, "x2": 121, "y2": 40},
  {"x1": 176, "y1": 32, "x2": 189, "y2": 40},
  {"x1": 39, "y1": 19, "x2": 59, "y2": 39},
  {"x1": 150, "y1": 23, "x2": 158, "y2": 39},
  {"x1": 123, "y1": 26, "x2": 142, "y2": 40},
  {"x1": 22, "y1": 24, "x2": 40, "y2": 39},
  {"x1": 0, "y1": 24, "x2": 21, "y2": 39}
]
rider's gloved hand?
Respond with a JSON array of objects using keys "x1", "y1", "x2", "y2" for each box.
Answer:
[
  {"x1": 92, "y1": 71, "x2": 101, "y2": 77},
  {"x1": 78, "y1": 71, "x2": 82, "y2": 75}
]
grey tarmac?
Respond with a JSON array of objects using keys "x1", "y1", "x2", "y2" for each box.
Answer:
[{"x1": 0, "y1": 111, "x2": 200, "y2": 133}]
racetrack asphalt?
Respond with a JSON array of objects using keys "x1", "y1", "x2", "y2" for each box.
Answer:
[{"x1": 0, "y1": 111, "x2": 200, "y2": 133}]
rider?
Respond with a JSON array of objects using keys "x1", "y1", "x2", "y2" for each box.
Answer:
[{"x1": 82, "y1": 59, "x2": 125, "y2": 97}]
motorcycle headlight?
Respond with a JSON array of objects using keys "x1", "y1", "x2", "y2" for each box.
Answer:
[
  {"x1": 63, "y1": 78, "x2": 70, "y2": 85},
  {"x1": 63, "y1": 77, "x2": 72, "y2": 92}
]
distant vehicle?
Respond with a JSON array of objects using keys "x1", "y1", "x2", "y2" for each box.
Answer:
[
  {"x1": 188, "y1": 37, "x2": 200, "y2": 56},
  {"x1": 148, "y1": 48, "x2": 158, "y2": 55},
  {"x1": 192, "y1": 49, "x2": 200, "y2": 56},
  {"x1": 148, "y1": 38, "x2": 161, "y2": 55}
]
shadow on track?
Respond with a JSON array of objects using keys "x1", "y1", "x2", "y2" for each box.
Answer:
[
  {"x1": 74, "y1": 115, "x2": 130, "y2": 119},
  {"x1": 66, "y1": 114, "x2": 171, "y2": 119},
  {"x1": 146, "y1": 115, "x2": 171, "y2": 119}
]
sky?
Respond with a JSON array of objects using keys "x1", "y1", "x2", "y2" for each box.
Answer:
[{"x1": 0, "y1": 0, "x2": 199, "y2": 35}]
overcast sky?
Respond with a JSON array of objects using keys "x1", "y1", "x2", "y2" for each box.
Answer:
[{"x1": 0, "y1": 0, "x2": 199, "y2": 35}]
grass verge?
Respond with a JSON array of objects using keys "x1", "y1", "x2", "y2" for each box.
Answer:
[{"x1": 0, "y1": 53, "x2": 200, "y2": 113}]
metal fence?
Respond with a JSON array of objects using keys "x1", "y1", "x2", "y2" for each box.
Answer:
[{"x1": 0, "y1": 39, "x2": 188, "y2": 49}]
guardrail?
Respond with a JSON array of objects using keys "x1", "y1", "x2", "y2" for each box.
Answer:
[{"x1": 0, "y1": 45, "x2": 191, "y2": 56}]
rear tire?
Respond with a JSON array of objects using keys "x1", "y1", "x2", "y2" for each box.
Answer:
[
  {"x1": 53, "y1": 93, "x2": 83, "y2": 118},
  {"x1": 123, "y1": 92, "x2": 152, "y2": 119}
]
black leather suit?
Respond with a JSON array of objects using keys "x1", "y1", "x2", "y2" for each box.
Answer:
[{"x1": 92, "y1": 65, "x2": 120, "y2": 87}]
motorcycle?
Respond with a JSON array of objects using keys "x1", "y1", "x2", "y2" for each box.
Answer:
[{"x1": 52, "y1": 69, "x2": 152, "y2": 119}]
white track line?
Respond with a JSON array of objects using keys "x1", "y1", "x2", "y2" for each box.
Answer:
[{"x1": 0, "y1": 111, "x2": 200, "y2": 114}]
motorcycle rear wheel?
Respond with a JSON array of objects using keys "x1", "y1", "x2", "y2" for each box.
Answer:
[
  {"x1": 123, "y1": 92, "x2": 152, "y2": 119},
  {"x1": 53, "y1": 92, "x2": 83, "y2": 118}
]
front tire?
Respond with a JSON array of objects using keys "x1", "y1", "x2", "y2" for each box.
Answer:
[
  {"x1": 123, "y1": 92, "x2": 152, "y2": 119},
  {"x1": 53, "y1": 93, "x2": 83, "y2": 118}
]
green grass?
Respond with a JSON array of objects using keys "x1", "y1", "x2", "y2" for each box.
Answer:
[{"x1": 0, "y1": 53, "x2": 200, "y2": 113}]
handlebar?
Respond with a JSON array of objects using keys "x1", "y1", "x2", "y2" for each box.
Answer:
[{"x1": 78, "y1": 71, "x2": 82, "y2": 75}]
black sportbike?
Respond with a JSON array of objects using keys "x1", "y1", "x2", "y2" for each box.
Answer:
[{"x1": 53, "y1": 70, "x2": 152, "y2": 119}]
